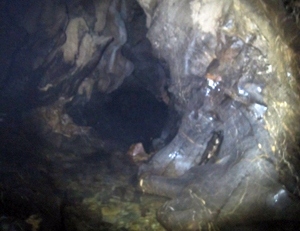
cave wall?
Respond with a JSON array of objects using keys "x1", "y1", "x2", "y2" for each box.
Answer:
[
  {"x1": 137, "y1": 0, "x2": 300, "y2": 192},
  {"x1": 0, "y1": 0, "x2": 173, "y2": 154}
]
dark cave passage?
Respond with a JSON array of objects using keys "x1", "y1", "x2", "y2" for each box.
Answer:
[{"x1": 66, "y1": 87, "x2": 170, "y2": 151}]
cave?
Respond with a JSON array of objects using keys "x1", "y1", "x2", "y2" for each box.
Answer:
[
  {"x1": 1, "y1": 0, "x2": 300, "y2": 231},
  {"x1": 65, "y1": 86, "x2": 171, "y2": 152}
]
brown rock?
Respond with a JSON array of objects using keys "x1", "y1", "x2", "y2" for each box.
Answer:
[{"x1": 127, "y1": 143, "x2": 150, "y2": 166}]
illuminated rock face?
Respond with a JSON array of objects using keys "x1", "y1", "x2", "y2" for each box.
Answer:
[{"x1": 137, "y1": 0, "x2": 300, "y2": 230}]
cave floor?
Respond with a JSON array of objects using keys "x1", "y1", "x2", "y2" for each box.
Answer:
[
  {"x1": 0, "y1": 114, "x2": 168, "y2": 230},
  {"x1": 46, "y1": 148, "x2": 167, "y2": 231}
]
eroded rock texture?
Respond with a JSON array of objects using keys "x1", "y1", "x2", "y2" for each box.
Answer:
[
  {"x1": 1, "y1": 0, "x2": 171, "y2": 154},
  {"x1": 137, "y1": 0, "x2": 300, "y2": 230}
]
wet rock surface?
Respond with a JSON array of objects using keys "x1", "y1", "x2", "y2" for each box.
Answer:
[
  {"x1": 137, "y1": 0, "x2": 300, "y2": 230},
  {"x1": 0, "y1": 0, "x2": 300, "y2": 230}
]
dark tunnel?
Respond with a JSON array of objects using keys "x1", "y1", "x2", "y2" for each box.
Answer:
[
  {"x1": 65, "y1": 87, "x2": 170, "y2": 152},
  {"x1": 1, "y1": 0, "x2": 300, "y2": 231}
]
